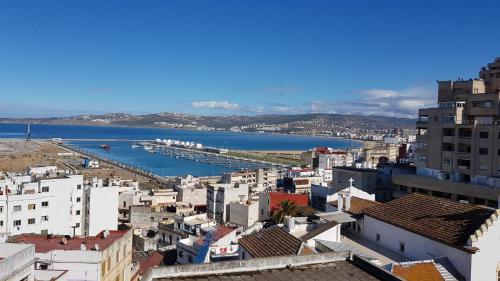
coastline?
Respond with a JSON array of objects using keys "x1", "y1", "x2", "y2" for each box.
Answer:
[{"x1": 0, "y1": 121, "x2": 366, "y2": 149}]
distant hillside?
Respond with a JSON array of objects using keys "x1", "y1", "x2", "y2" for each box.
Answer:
[{"x1": 0, "y1": 112, "x2": 416, "y2": 133}]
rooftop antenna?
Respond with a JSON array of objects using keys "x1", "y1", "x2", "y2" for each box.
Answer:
[{"x1": 26, "y1": 123, "x2": 31, "y2": 142}]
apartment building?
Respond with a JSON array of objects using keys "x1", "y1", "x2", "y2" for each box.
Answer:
[
  {"x1": 0, "y1": 173, "x2": 84, "y2": 240},
  {"x1": 221, "y1": 168, "x2": 277, "y2": 192},
  {"x1": 206, "y1": 183, "x2": 249, "y2": 224},
  {"x1": 83, "y1": 178, "x2": 119, "y2": 236},
  {"x1": 397, "y1": 57, "x2": 500, "y2": 207},
  {"x1": 9, "y1": 230, "x2": 134, "y2": 281}
]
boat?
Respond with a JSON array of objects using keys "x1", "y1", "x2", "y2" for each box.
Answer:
[
  {"x1": 99, "y1": 144, "x2": 111, "y2": 150},
  {"x1": 131, "y1": 141, "x2": 140, "y2": 149}
]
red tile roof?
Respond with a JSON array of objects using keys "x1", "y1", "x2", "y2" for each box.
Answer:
[
  {"x1": 137, "y1": 252, "x2": 164, "y2": 276},
  {"x1": 9, "y1": 230, "x2": 130, "y2": 253},
  {"x1": 364, "y1": 193, "x2": 495, "y2": 251},
  {"x1": 239, "y1": 227, "x2": 304, "y2": 258},
  {"x1": 330, "y1": 197, "x2": 381, "y2": 216},
  {"x1": 392, "y1": 262, "x2": 444, "y2": 281}
]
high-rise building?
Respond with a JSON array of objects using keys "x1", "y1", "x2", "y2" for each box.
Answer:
[{"x1": 393, "y1": 57, "x2": 500, "y2": 207}]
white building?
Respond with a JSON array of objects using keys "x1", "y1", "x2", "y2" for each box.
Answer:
[
  {"x1": 158, "y1": 213, "x2": 216, "y2": 247},
  {"x1": 82, "y1": 178, "x2": 119, "y2": 236},
  {"x1": 176, "y1": 226, "x2": 239, "y2": 264},
  {"x1": 0, "y1": 173, "x2": 85, "y2": 240},
  {"x1": 9, "y1": 230, "x2": 134, "y2": 281},
  {"x1": 310, "y1": 179, "x2": 376, "y2": 212},
  {"x1": 362, "y1": 193, "x2": 500, "y2": 281},
  {"x1": 206, "y1": 183, "x2": 249, "y2": 224},
  {"x1": 0, "y1": 243, "x2": 35, "y2": 281},
  {"x1": 228, "y1": 199, "x2": 259, "y2": 228}
]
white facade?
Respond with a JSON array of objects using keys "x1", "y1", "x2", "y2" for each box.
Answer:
[
  {"x1": 0, "y1": 243, "x2": 35, "y2": 281},
  {"x1": 176, "y1": 227, "x2": 238, "y2": 264},
  {"x1": 228, "y1": 200, "x2": 259, "y2": 228},
  {"x1": 83, "y1": 181, "x2": 119, "y2": 236},
  {"x1": 362, "y1": 211, "x2": 500, "y2": 281},
  {"x1": 0, "y1": 174, "x2": 84, "y2": 240},
  {"x1": 207, "y1": 183, "x2": 249, "y2": 223}
]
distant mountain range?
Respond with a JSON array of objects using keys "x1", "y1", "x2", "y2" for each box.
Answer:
[{"x1": 0, "y1": 112, "x2": 416, "y2": 133}]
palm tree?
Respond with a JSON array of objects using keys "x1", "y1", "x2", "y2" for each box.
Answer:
[{"x1": 272, "y1": 200, "x2": 298, "y2": 223}]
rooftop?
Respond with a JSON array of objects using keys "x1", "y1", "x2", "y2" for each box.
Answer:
[
  {"x1": 144, "y1": 252, "x2": 393, "y2": 281},
  {"x1": 364, "y1": 193, "x2": 495, "y2": 251},
  {"x1": 239, "y1": 226, "x2": 305, "y2": 258},
  {"x1": 330, "y1": 196, "x2": 381, "y2": 216},
  {"x1": 133, "y1": 251, "x2": 164, "y2": 277},
  {"x1": 9, "y1": 230, "x2": 129, "y2": 253}
]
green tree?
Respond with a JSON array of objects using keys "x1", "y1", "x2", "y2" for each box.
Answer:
[{"x1": 272, "y1": 200, "x2": 298, "y2": 223}]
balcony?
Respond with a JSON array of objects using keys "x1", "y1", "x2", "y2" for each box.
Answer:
[
  {"x1": 442, "y1": 151, "x2": 453, "y2": 158},
  {"x1": 457, "y1": 152, "x2": 470, "y2": 160},
  {"x1": 458, "y1": 165, "x2": 470, "y2": 171}
]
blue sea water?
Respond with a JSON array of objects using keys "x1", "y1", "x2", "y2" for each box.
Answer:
[{"x1": 0, "y1": 123, "x2": 362, "y2": 176}]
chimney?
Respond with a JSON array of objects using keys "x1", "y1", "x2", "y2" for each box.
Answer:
[
  {"x1": 337, "y1": 194, "x2": 343, "y2": 212},
  {"x1": 286, "y1": 216, "x2": 295, "y2": 233}
]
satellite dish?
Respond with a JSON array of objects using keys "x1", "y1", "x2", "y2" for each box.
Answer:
[
  {"x1": 94, "y1": 244, "x2": 100, "y2": 251},
  {"x1": 80, "y1": 243, "x2": 87, "y2": 251}
]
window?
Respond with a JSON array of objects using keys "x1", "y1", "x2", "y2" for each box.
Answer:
[
  {"x1": 41, "y1": 229, "x2": 48, "y2": 235},
  {"x1": 116, "y1": 250, "x2": 120, "y2": 263},
  {"x1": 150, "y1": 217, "x2": 154, "y2": 222},
  {"x1": 0, "y1": 206, "x2": 4, "y2": 213},
  {"x1": 28, "y1": 204, "x2": 36, "y2": 210},
  {"x1": 0, "y1": 220, "x2": 3, "y2": 227},
  {"x1": 13, "y1": 220, "x2": 21, "y2": 227},
  {"x1": 188, "y1": 255, "x2": 193, "y2": 263},
  {"x1": 75, "y1": 223, "x2": 80, "y2": 227},
  {"x1": 28, "y1": 218, "x2": 35, "y2": 224},
  {"x1": 479, "y1": 148, "x2": 488, "y2": 155},
  {"x1": 480, "y1": 132, "x2": 489, "y2": 138},
  {"x1": 13, "y1": 205, "x2": 21, "y2": 212},
  {"x1": 480, "y1": 164, "x2": 488, "y2": 171},
  {"x1": 77, "y1": 184, "x2": 82, "y2": 190},
  {"x1": 76, "y1": 210, "x2": 81, "y2": 215},
  {"x1": 41, "y1": 216, "x2": 49, "y2": 222},
  {"x1": 76, "y1": 197, "x2": 81, "y2": 202},
  {"x1": 42, "y1": 201, "x2": 49, "y2": 207},
  {"x1": 376, "y1": 233, "x2": 380, "y2": 242},
  {"x1": 399, "y1": 242, "x2": 405, "y2": 252},
  {"x1": 178, "y1": 250, "x2": 184, "y2": 258},
  {"x1": 42, "y1": 186, "x2": 49, "y2": 192}
]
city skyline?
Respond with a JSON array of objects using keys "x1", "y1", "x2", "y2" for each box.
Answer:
[{"x1": 1, "y1": 0, "x2": 500, "y2": 118}]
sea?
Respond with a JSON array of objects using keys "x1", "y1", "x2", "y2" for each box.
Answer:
[{"x1": 0, "y1": 123, "x2": 362, "y2": 176}]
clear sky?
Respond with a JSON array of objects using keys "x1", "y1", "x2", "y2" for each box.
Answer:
[{"x1": 1, "y1": 0, "x2": 500, "y2": 118}]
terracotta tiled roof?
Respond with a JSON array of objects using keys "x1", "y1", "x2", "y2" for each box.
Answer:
[
  {"x1": 364, "y1": 193, "x2": 495, "y2": 250},
  {"x1": 134, "y1": 251, "x2": 164, "y2": 276},
  {"x1": 9, "y1": 230, "x2": 129, "y2": 253},
  {"x1": 330, "y1": 197, "x2": 381, "y2": 216},
  {"x1": 294, "y1": 179, "x2": 310, "y2": 185},
  {"x1": 392, "y1": 262, "x2": 444, "y2": 281},
  {"x1": 239, "y1": 227, "x2": 303, "y2": 258}
]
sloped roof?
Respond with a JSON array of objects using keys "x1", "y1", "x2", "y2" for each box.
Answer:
[
  {"x1": 392, "y1": 262, "x2": 445, "y2": 281},
  {"x1": 239, "y1": 227, "x2": 303, "y2": 258},
  {"x1": 330, "y1": 196, "x2": 381, "y2": 216},
  {"x1": 364, "y1": 193, "x2": 495, "y2": 251}
]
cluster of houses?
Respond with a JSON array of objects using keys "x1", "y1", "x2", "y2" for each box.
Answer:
[{"x1": 1, "y1": 144, "x2": 499, "y2": 281}]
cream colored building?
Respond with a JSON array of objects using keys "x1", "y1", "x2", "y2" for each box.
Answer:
[
  {"x1": 397, "y1": 57, "x2": 500, "y2": 207},
  {"x1": 222, "y1": 168, "x2": 277, "y2": 192}
]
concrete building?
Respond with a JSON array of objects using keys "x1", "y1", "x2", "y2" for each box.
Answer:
[
  {"x1": 9, "y1": 230, "x2": 134, "y2": 281},
  {"x1": 129, "y1": 205, "x2": 176, "y2": 227},
  {"x1": 206, "y1": 183, "x2": 249, "y2": 224},
  {"x1": 176, "y1": 226, "x2": 239, "y2": 264},
  {"x1": 140, "y1": 189, "x2": 178, "y2": 206},
  {"x1": 0, "y1": 243, "x2": 35, "y2": 281},
  {"x1": 221, "y1": 168, "x2": 277, "y2": 192},
  {"x1": 0, "y1": 172, "x2": 84, "y2": 240},
  {"x1": 362, "y1": 193, "x2": 500, "y2": 281},
  {"x1": 173, "y1": 181, "x2": 207, "y2": 209},
  {"x1": 228, "y1": 199, "x2": 259, "y2": 228},
  {"x1": 331, "y1": 167, "x2": 377, "y2": 194},
  {"x1": 83, "y1": 178, "x2": 119, "y2": 236},
  {"x1": 157, "y1": 213, "x2": 215, "y2": 248},
  {"x1": 400, "y1": 57, "x2": 500, "y2": 207}
]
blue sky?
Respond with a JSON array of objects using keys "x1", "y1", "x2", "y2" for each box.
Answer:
[{"x1": 1, "y1": 0, "x2": 499, "y2": 118}]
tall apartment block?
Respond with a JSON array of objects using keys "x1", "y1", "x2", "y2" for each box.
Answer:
[{"x1": 393, "y1": 57, "x2": 500, "y2": 207}]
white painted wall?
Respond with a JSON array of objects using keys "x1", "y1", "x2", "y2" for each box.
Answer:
[
  {"x1": 363, "y1": 215, "x2": 472, "y2": 280},
  {"x1": 470, "y1": 213, "x2": 500, "y2": 281},
  {"x1": 84, "y1": 185, "x2": 119, "y2": 236}
]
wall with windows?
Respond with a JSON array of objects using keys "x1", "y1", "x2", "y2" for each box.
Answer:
[{"x1": 363, "y1": 215, "x2": 472, "y2": 280}]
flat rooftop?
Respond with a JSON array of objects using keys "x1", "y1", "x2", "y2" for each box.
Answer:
[{"x1": 9, "y1": 230, "x2": 129, "y2": 253}]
